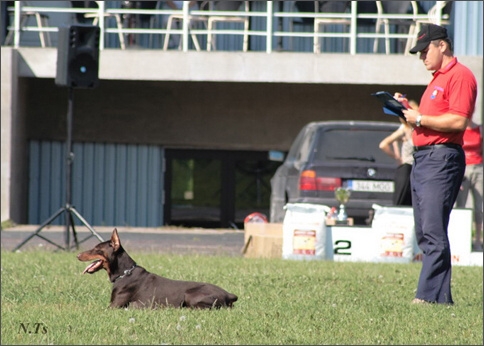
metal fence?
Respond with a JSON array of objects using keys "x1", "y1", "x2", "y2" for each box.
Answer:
[
  {"x1": 4, "y1": 1, "x2": 451, "y2": 54},
  {"x1": 28, "y1": 140, "x2": 164, "y2": 227}
]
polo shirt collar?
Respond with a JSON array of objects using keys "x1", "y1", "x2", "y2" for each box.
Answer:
[{"x1": 433, "y1": 57, "x2": 458, "y2": 76}]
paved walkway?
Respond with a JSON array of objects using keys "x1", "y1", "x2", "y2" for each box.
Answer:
[{"x1": 1, "y1": 224, "x2": 245, "y2": 256}]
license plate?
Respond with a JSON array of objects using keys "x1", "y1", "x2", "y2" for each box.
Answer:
[{"x1": 347, "y1": 180, "x2": 394, "y2": 193}]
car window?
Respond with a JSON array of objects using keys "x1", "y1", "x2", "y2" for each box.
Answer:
[
  {"x1": 285, "y1": 128, "x2": 306, "y2": 163},
  {"x1": 286, "y1": 125, "x2": 315, "y2": 164},
  {"x1": 296, "y1": 129, "x2": 316, "y2": 163},
  {"x1": 312, "y1": 128, "x2": 396, "y2": 164}
]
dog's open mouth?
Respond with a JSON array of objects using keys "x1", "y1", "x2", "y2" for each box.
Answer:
[{"x1": 83, "y1": 260, "x2": 103, "y2": 274}]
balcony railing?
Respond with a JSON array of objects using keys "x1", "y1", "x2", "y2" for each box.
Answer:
[{"x1": 4, "y1": 1, "x2": 450, "y2": 55}]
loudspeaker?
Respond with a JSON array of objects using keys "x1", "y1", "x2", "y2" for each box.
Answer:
[{"x1": 56, "y1": 25, "x2": 100, "y2": 89}]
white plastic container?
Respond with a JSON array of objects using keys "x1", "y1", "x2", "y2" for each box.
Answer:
[
  {"x1": 371, "y1": 206, "x2": 415, "y2": 263},
  {"x1": 282, "y1": 203, "x2": 330, "y2": 260}
]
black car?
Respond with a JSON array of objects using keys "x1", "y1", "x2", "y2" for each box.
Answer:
[{"x1": 270, "y1": 120, "x2": 401, "y2": 225}]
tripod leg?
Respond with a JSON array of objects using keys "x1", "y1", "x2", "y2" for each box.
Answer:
[
  {"x1": 67, "y1": 209, "x2": 80, "y2": 250},
  {"x1": 12, "y1": 207, "x2": 67, "y2": 252},
  {"x1": 65, "y1": 204, "x2": 71, "y2": 250},
  {"x1": 32, "y1": 233, "x2": 67, "y2": 250},
  {"x1": 69, "y1": 207, "x2": 104, "y2": 242}
]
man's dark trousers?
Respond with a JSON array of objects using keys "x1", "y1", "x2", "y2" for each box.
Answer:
[{"x1": 411, "y1": 145, "x2": 465, "y2": 304}]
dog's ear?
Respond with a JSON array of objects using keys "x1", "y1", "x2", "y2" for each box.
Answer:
[{"x1": 110, "y1": 228, "x2": 121, "y2": 252}]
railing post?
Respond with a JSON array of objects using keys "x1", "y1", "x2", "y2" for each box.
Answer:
[
  {"x1": 13, "y1": 1, "x2": 21, "y2": 48},
  {"x1": 349, "y1": 1, "x2": 357, "y2": 55},
  {"x1": 97, "y1": 1, "x2": 105, "y2": 50},
  {"x1": 266, "y1": 1, "x2": 273, "y2": 53},
  {"x1": 182, "y1": 1, "x2": 189, "y2": 52}
]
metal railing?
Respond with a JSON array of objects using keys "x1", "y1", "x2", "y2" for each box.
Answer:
[{"x1": 5, "y1": 1, "x2": 449, "y2": 54}]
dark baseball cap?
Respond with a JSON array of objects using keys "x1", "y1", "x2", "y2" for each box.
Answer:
[{"x1": 409, "y1": 24, "x2": 448, "y2": 54}]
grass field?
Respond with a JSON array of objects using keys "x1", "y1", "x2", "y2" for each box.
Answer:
[{"x1": 1, "y1": 250, "x2": 482, "y2": 345}]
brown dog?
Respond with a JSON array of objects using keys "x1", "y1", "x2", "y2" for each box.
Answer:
[{"x1": 77, "y1": 228, "x2": 238, "y2": 309}]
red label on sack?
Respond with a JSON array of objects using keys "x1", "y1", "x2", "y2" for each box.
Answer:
[{"x1": 293, "y1": 229, "x2": 316, "y2": 255}]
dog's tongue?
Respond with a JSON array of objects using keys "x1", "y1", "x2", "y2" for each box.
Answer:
[{"x1": 83, "y1": 260, "x2": 102, "y2": 274}]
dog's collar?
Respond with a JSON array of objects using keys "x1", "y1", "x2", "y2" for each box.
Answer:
[{"x1": 112, "y1": 263, "x2": 137, "y2": 283}]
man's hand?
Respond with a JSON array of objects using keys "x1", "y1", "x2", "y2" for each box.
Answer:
[{"x1": 402, "y1": 108, "x2": 421, "y2": 127}]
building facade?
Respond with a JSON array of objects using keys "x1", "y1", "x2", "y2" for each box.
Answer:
[{"x1": 1, "y1": 1, "x2": 482, "y2": 228}]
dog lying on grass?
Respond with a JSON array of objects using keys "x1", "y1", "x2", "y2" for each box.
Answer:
[{"x1": 77, "y1": 228, "x2": 238, "y2": 309}]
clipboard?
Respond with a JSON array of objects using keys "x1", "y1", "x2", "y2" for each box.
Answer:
[{"x1": 371, "y1": 91, "x2": 407, "y2": 119}]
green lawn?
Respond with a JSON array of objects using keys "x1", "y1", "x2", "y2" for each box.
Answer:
[{"x1": 1, "y1": 250, "x2": 482, "y2": 345}]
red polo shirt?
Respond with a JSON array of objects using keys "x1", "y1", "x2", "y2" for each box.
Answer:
[
  {"x1": 413, "y1": 57, "x2": 477, "y2": 147},
  {"x1": 462, "y1": 126, "x2": 483, "y2": 165}
]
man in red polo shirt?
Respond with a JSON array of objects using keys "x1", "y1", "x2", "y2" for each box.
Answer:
[{"x1": 399, "y1": 24, "x2": 477, "y2": 304}]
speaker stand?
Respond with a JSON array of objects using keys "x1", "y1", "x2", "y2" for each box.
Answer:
[{"x1": 12, "y1": 87, "x2": 104, "y2": 252}]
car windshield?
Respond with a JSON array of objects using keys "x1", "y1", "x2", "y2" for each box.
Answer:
[{"x1": 313, "y1": 128, "x2": 396, "y2": 164}]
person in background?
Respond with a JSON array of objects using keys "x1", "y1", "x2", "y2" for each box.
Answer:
[
  {"x1": 456, "y1": 121, "x2": 483, "y2": 251},
  {"x1": 379, "y1": 100, "x2": 419, "y2": 206},
  {"x1": 122, "y1": 1, "x2": 159, "y2": 47},
  {"x1": 400, "y1": 24, "x2": 477, "y2": 305}
]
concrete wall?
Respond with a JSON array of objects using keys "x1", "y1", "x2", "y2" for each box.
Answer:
[
  {"x1": 1, "y1": 48, "x2": 13, "y2": 222},
  {"x1": 14, "y1": 48, "x2": 484, "y2": 125},
  {"x1": 1, "y1": 49, "x2": 29, "y2": 224},
  {"x1": 23, "y1": 78, "x2": 427, "y2": 150}
]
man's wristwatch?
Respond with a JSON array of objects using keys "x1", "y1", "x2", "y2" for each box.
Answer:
[{"x1": 416, "y1": 114, "x2": 423, "y2": 127}]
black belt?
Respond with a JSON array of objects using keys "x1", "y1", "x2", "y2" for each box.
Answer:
[{"x1": 414, "y1": 143, "x2": 462, "y2": 151}]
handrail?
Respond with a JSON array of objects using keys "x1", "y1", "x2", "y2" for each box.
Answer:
[{"x1": 5, "y1": 1, "x2": 447, "y2": 54}]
